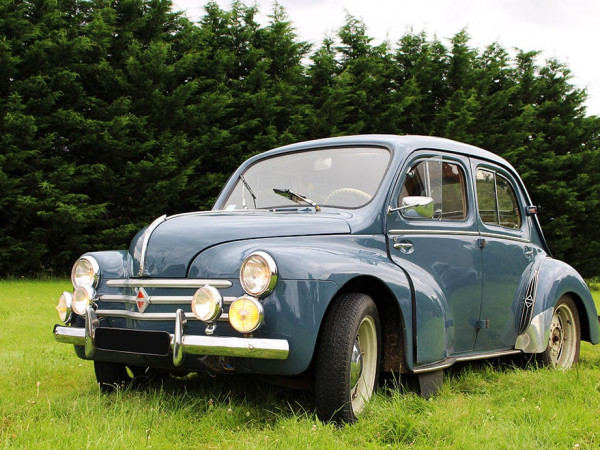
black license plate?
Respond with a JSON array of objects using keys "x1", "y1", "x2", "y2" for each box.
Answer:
[{"x1": 95, "y1": 328, "x2": 171, "y2": 356}]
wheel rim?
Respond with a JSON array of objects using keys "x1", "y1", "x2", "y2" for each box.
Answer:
[
  {"x1": 350, "y1": 315, "x2": 377, "y2": 414},
  {"x1": 547, "y1": 303, "x2": 577, "y2": 368}
]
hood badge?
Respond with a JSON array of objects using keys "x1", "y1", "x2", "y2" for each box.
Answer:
[{"x1": 135, "y1": 287, "x2": 150, "y2": 313}]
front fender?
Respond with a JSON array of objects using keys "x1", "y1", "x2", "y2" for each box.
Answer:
[
  {"x1": 80, "y1": 250, "x2": 129, "y2": 280},
  {"x1": 189, "y1": 234, "x2": 416, "y2": 373},
  {"x1": 516, "y1": 257, "x2": 599, "y2": 353}
]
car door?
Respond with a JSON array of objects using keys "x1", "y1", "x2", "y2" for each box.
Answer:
[
  {"x1": 471, "y1": 160, "x2": 535, "y2": 351},
  {"x1": 386, "y1": 151, "x2": 483, "y2": 364}
]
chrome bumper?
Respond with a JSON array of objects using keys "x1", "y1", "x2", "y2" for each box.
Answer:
[{"x1": 53, "y1": 307, "x2": 289, "y2": 366}]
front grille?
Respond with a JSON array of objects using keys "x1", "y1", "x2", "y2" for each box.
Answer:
[
  {"x1": 96, "y1": 278, "x2": 236, "y2": 322},
  {"x1": 95, "y1": 328, "x2": 171, "y2": 356}
]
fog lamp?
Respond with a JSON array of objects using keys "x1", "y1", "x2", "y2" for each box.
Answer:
[
  {"x1": 191, "y1": 285, "x2": 223, "y2": 322},
  {"x1": 56, "y1": 291, "x2": 73, "y2": 324},
  {"x1": 228, "y1": 296, "x2": 264, "y2": 333},
  {"x1": 240, "y1": 251, "x2": 277, "y2": 297},
  {"x1": 71, "y1": 256, "x2": 100, "y2": 288},
  {"x1": 72, "y1": 285, "x2": 95, "y2": 316}
]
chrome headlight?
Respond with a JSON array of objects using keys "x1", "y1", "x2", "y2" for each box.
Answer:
[
  {"x1": 72, "y1": 285, "x2": 95, "y2": 316},
  {"x1": 191, "y1": 285, "x2": 223, "y2": 322},
  {"x1": 228, "y1": 296, "x2": 264, "y2": 333},
  {"x1": 56, "y1": 291, "x2": 73, "y2": 324},
  {"x1": 239, "y1": 251, "x2": 277, "y2": 297},
  {"x1": 71, "y1": 256, "x2": 100, "y2": 288}
]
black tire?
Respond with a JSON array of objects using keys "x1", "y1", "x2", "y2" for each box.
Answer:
[
  {"x1": 94, "y1": 361, "x2": 147, "y2": 392},
  {"x1": 538, "y1": 295, "x2": 580, "y2": 368},
  {"x1": 314, "y1": 293, "x2": 381, "y2": 423}
]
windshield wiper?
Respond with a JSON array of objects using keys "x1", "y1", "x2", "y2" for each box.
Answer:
[
  {"x1": 239, "y1": 174, "x2": 257, "y2": 209},
  {"x1": 273, "y1": 188, "x2": 321, "y2": 212}
]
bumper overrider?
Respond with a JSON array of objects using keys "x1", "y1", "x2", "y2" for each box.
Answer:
[{"x1": 53, "y1": 307, "x2": 290, "y2": 366}]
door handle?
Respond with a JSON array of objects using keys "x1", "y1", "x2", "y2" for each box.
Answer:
[{"x1": 392, "y1": 238, "x2": 414, "y2": 254}]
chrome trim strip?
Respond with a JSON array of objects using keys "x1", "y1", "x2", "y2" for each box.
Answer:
[
  {"x1": 455, "y1": 349, "x2": 522, "y2": 362},
  {"x1": 389, "y1": 229, "x2": 480, "y2": 237},
  {"x1": 389, "y1": 229, "x2": 530, "y2": 244},
  {"x1": 413, "y1": 349, "x2": 523, "y2": 373},
  {"x1": 95, "y1": 309, "x2": 230, "y2": 321},
  {"x1": 479, "y1": 232, "x2": 530, "y2": 244},
  {"x1": 99, "y1": 295, "x2": 236, "y2": 305},
  {"x1": 137, "y1": 214, "x2": 167, "y2": 277},
  {"x1": 106, "y1": 279, "x2": 233, "y2": 289}
]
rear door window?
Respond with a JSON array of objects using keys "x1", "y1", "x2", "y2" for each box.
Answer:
[{"x1": 476, "y1": 169, "x2": 522, "y2": 229}]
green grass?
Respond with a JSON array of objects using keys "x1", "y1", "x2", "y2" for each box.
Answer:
[{"x1": 1, "y1": 280, "x2": 599, "y2": 448}]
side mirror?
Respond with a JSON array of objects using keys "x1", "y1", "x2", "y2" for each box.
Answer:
[{"x1": 388, "y1": 196, "x2": 435, "y2": 219}]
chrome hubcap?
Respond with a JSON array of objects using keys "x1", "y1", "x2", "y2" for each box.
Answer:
[
  {"x1": 350, "y1": 338, "x2": 363, "y2": 390},
  {"x1": 350, "y1": 315, "x2": 377, "y2": 414}
]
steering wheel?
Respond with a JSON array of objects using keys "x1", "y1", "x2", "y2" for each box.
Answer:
[{"x1": 323, "y1": 188, "x2": 372, "y2": 205}]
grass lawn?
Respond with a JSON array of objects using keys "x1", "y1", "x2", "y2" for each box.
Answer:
[{"x1": 1, "y1": 280, "x2": 599, "y2": 448}]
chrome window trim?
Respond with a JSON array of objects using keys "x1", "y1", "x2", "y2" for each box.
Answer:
[
  {"x1": 389, "y1": 229, "x2": 530, "y2": 244},
  {"x1": 106, "y1": 279, "x2": 233, "y2": 289},
  {"x1": 137, "y1": 214, "x2": 167, "y2": 277}
]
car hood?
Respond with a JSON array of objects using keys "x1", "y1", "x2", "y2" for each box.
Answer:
[{"x1": 130, "y1": 210, "x2": 351, "y2": 277}]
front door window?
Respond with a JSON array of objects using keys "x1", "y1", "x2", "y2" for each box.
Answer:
[{"x1": 400, "y1": 159, "x2": 468, "y2": 221}]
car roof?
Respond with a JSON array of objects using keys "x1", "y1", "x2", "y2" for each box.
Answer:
[{"x1": 255, "y1": 134, "x2": 516, "y2": 172}]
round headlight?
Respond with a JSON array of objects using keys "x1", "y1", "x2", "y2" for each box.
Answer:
[
  {"x1": 191, "y1": 285, "x2": 223, "y2": 322},
  {"x1": 240, "y1": 251, "x2": 277, "y2": 297},
  {"x1": 56, "y1": 291, "x2": 73, "y2": 324},
  {"x1": 71, "y1": 256, "x2": 100, "y2": 288},
  {"x1": 72, "y1": 285, "x2": 95, "y2": 316},
  {"x1": 228, "y1": 296, "x2": 264, "y2": 333}
]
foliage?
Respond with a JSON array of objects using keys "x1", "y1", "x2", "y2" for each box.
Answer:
[
  {"x1": 1, "y1": 0, "x2": 599, "y2": 276},
  {"x1": 1, "y1": 280, "x2": 599, "y2": 447}
]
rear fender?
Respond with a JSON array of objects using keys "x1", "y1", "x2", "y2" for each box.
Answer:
[{"x1": 516, "y1": 257, "x2": 599, "y2": 353}]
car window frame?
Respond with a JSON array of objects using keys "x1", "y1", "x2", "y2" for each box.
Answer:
[
  {"x1": 222, "y1": 145, "x2": 393, "y2": 211},
  {"x1": 388, "y1": 150, "x2": 478, "y2": 232},
  {"x1": 472, "y1": 161, "x2": 530, "y2": 241}
]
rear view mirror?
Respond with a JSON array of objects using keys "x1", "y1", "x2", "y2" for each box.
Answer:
[{"x1": 388, "y1": 196, "x2": 435, "y2": 219}]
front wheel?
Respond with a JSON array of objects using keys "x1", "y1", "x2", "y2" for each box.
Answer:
[
  {"x1": 314, "y1": 293, "x2": 381, "y2": 423},
  {"x1": 539, "y1": 295, "x2": 580, "y2": 368},
  {"x1": 94, "y1": 361, "x2": 149, "y2": 392}
]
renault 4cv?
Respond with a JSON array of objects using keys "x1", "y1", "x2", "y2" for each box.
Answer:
[{"x1": 54, "y1": 135, "x2": 600, "y2": 423}]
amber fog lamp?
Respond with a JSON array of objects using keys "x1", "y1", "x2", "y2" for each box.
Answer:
[
  {"x1": 228, "y1": 296, "x2": 264, "y2": 333},
  {"x1": 71, "y1": 256, "x2": 100, "y2": 288},
  {"x1": 56, "y1": 291, "x2": 73, "y2": 324},
  {"x1": 191, "y1": 285, "x2": 223, "y2": 322},
  {"x1": 72, "y1": 285, "x2": 95, "y2": 316},
  {"x1": 240, "y1": 251, "x2": 278, "y2": 297}
]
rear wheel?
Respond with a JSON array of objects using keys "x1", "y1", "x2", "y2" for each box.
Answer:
[
  {"x1": 314, "y1": 293, "x2": 381, "y2": 423},
  {"x1": 539, "y1": 295, "x2": 580, "y2": 368}
]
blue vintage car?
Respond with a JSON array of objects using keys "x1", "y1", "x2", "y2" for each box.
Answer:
[{"x1": 54, "y1": 135, "x2": 600, "y2": 422}]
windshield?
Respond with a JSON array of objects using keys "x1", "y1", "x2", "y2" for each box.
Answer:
[{"x1": 223, "y1": 147, "x2": 391, "y2": 210}]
